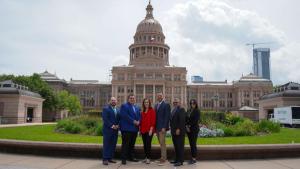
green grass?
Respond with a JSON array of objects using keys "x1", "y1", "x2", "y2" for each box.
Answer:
[{"x1": 0, "y1": 124, "x2": 299, "y2": 145}]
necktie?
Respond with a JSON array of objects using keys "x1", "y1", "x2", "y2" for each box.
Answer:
[
  {"x1": 112, "y1": 107, "x2": 117, "y2": 118},
  {"x1": 132, "y1": 105, "x2": 136, "y2": 114}
]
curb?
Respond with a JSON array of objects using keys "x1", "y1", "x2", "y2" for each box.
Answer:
[{"x1": 1, "y1": 139, "x2": 300, "y2": 160}]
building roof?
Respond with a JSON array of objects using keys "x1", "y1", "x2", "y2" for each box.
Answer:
[
  {"x1": 39, "y1": 71, "x2": 67, "y2": 83},
  {"x1": 239, "y1": 106, "x2": 258, "y2": 111},
  {"x1": 0, "y1": 80, "x2": 42, "y2": 98},
  {"x1": 260, "y1": 90, "x2": 300, "y2": 100},
  {"x1": 69, "y1": 80, "x2": 111, "y2": 85},
  {"x1": 235, "y1": 73, "x2": 271, "y2": 83},
  {"x1": 188, "y1": 80, "x2": 232, "y2": 86}
]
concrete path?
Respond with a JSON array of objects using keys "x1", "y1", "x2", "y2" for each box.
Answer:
[
  {"x1": 0, "y1": 153, "x2": 300, "y2": 169},
  {"x1": 0, "y1": 123, "x2": 56, "y2": 128}
]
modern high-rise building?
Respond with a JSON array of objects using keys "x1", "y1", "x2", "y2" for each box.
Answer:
[{"x1": 253, "y1": 48, "x2": 271, "y2": 80}]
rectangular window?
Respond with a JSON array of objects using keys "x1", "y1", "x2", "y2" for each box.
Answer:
[
  {"x1": 127, "y1": 86, "x2": 133, "y2": 94},
  {"x1": 136, "y1": 73, "x2": 144, "y2": 79},
  {"x1": 0, "y1": 102, "x2": 4, "y2": 116},
  {"x1": 165, "y1": 74, "x2": 171, "y2": 81},
  {"x1": 146, "y1": 85, "x2": 153, "y2": 94},
  {"x1": 145, "y1": 73, "x2": 153, "y2": 79},
  {"x1": 155, "y1": 73, "x2": 163, "y2": 79},
  {"x1": 118, "y1": 86, "x2": 125, "y2": 93},
  {"x1": 136, "y1": 85, "x2": 144, "y2": 94},
  {"x1": 117, "y1": 74, "x2": 125, "y2": 81},
  {"x1": 174, "y1": 87, "x2": 181, "y2": 94},
  {"x1": 155, "y1": 85, "x2": 163, "y2": 93},
  {"x1": 165, "y1": 87, "x2": 172, "y2": 95},
  {"x1": 174, "y1": 74, "x2": 181, "y2": 81}
]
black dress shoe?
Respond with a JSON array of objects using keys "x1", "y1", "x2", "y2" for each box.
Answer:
[
  {"x1": 174, "y1": 162, "x2": 183, "y2": 167},
  {"x1": 121, "y1": 160, "x2": 126, "y2": 165},
  {"x1": 188, "y1": 159, "x2": 196, "y2": 164},
  {"x1": 170, "y1": 160, "x2": 177, "y2": 164},
  {"x1": 128, "y1": 158, "x2": 139, "y2": 162},
  {"x1": 102, "y1": 160, "x2": 109, "y2": 165},
  {"x1": 108, "y1": 160, "x2": 117, "y2": 163}
]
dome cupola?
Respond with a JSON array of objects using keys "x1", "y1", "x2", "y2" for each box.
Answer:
[{"x1": 129, "y1": 1, "x2": 170, "y2": 67}]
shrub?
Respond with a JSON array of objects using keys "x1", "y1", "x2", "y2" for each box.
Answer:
[
  {"x1": 55, "y1": 115, "x2": 102, "y2": 135},
  {"x1": 201, "y1": 111, "x2": 226, "y2": 124},
  {"x1": 95, "y1": 125, "x2": 103, "y2": 136},
  {"x1": 56, "y1": 120, "x2": 82, "y2": 134},
  {"x1": 233, "y1": 119, "x2": 257, "y2": 136},
  {"x1": 223, "y1": 127, "x2": 234, "y2": 137},
  {"x1": 257, "y1": 119, "x2": 281, "y2": 133},
  {"x1": 223, "y1": 114, "x2": 244, "y2": 125}
]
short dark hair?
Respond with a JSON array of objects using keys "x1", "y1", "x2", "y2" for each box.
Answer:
[{"x1": 127, "y1": 93, "x2": 135, "y2": 100}]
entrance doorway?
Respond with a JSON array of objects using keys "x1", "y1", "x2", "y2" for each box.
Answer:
[
  {"x1": 267, "y1": 109, "x2": 274, "y2": 119},
  {"x1": 26, "y1": 107, "x2": 34, "y2": 123}
]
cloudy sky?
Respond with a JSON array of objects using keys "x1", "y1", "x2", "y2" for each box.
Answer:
[{"x1": 0, "y1": 0, "x2": 299, "y2": 85}]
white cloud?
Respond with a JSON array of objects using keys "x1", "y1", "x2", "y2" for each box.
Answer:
[{"x1": 163, "y1": 0, "x2": 298, "y2": 84}]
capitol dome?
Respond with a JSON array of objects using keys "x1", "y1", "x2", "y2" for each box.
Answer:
[{"x1": 135, "y1": 2, "x2": 163, "y2": 34}]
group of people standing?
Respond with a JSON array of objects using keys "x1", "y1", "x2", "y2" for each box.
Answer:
[{"x1": 102, "y1": 93, "x2": 200, "y2": 167}]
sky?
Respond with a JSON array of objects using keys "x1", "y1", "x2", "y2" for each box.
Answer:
[{"x1": 0, "y1": 0, "x2": 299, "y2": 85}]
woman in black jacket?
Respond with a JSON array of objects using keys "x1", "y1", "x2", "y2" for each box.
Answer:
[{"x1": 185, "y1": 99, "x2": 200, "y2": 164}]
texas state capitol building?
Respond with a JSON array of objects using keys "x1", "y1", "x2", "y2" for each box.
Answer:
[
  {"x1": 41, "y1": 2, "x2": 273, "y2": 119},
  {"x1": 111, "y1": 2, "x2": 272, "y2": 109}
]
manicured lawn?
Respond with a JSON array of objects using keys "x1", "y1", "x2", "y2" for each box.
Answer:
[{"x1": 0, "y1": 124, "x2": 299, "y2": 145}]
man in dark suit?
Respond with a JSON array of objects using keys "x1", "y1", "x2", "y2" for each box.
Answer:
[
  {"x1": 170, "y1": 98, "x2": 186, "y2": 167},
  {"x1": 155, "y1": 92, "x2": 171, "y2": 165},
  {"x1": 119, "y1": 94, "x2": 141, "y2": 165},
  {"x1": 102, "y1": 97, "x2": 119, "y2": 165}
]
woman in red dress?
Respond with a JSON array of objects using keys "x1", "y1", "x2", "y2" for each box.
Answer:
[{"x1": 140, "y1": 98, "x2": 156, "y2": 164}]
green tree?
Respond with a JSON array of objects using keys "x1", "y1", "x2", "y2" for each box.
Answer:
[{"x1": 57, "y1": 90, "x2": 82, "y2": 116}]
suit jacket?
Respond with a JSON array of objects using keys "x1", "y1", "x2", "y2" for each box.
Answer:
[
  {"x1": 186, "y1": 108, "x2": 200, "y2": 131},
  {"x1": 155, "y1": 101, "x2": 171, "y2": 132},
  {"x1": 119, "y1": 102, "x2": 141, "y2": 132},
  {"x1": 170, "y1": 106, "x2": 186, "y2": 136},
  {"x1": 102, "y1": 105, "x2": 120, "y2": 134}
]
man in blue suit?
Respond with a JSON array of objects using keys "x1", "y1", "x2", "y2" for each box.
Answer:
[
  {"x1": 155, "y1": 92, "x2": 171, "y2": 165},
  {"x1": 102, "y1": 97, "x2": 119, "y2": 165},
  {"x1": 119, "y1": 94, "x2": 141, "y2": 165}
]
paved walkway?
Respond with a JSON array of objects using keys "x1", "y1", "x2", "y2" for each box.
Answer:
[
  {"x1": 0, "y1": 123, "x2": 56, "y2": 128},
  {"x1": 0, "y1": 153, "x2": 300, "y2": 169}
]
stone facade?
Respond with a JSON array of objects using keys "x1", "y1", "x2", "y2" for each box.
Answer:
[
  {"x1": 258, "y1": 82, "x2": 300, "y2": 119},
  {"x1": 40, "y1": 72, "x2": 111, "y2": 112},
  {"x1": 0, "y1": 80, "x2": 44, "y2": 124}
]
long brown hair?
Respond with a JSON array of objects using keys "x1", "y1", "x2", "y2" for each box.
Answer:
[{"x1": 142, "y1": 98, "x2": 152, "y2": 112}]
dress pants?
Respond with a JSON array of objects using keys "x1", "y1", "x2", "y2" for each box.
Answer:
[
  {"x1": 121, "y1": 131, "x2": 138, "y2": 161},
  {"x1": 171, "y1": 134, "x2": 185, "y2": 163},
  {"x1": 141, "y1": 133, "x2": 153, "y2": 159},
  {"x1": 157, "y1": 131, "x2": 167, "y2": 160},
  {"x1": 103, "y1": 130, "x2": 118, "y2": 160},
  {"x1": 187, "y1": 129, "x2": 199, "y2": 158}
]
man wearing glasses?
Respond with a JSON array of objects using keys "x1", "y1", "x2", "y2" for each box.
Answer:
[{"x1": 170, "y1": 98, "x2": 186, "y2": 167}]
